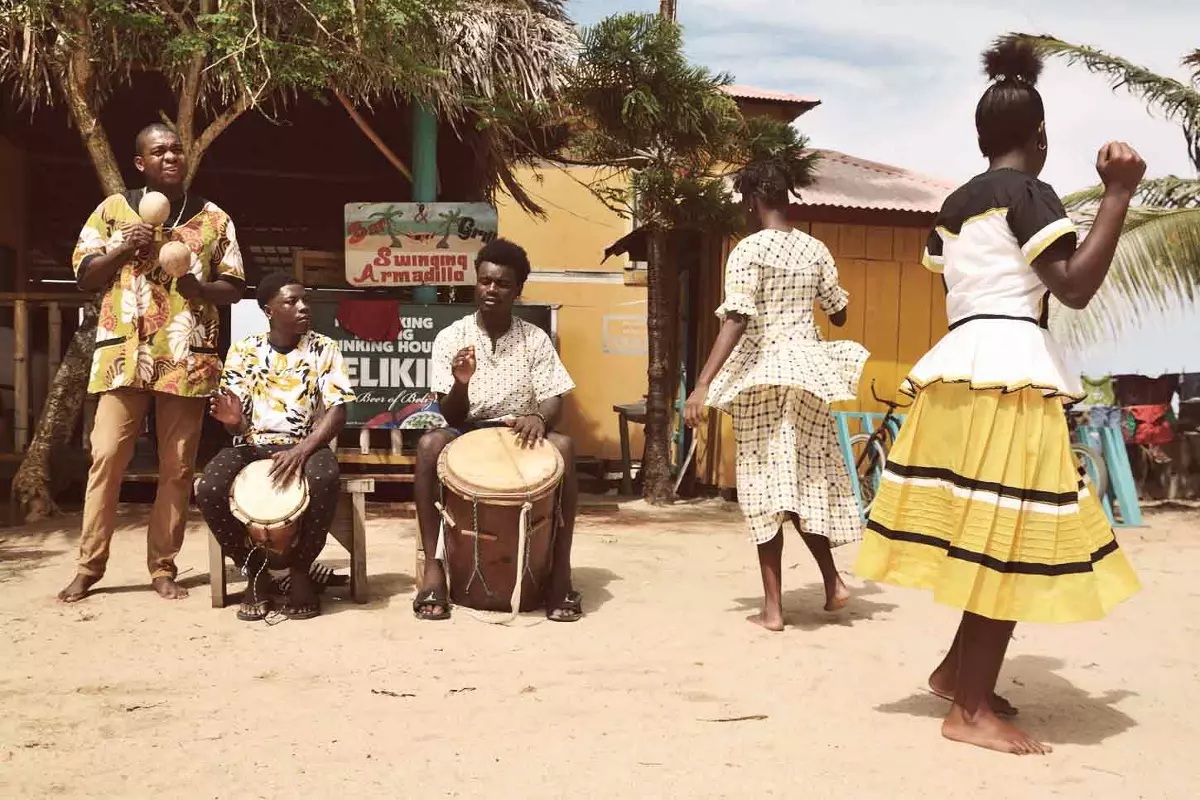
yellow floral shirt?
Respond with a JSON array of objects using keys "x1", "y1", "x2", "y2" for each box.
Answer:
[
  {"x1": 72, "y1": 191, "x2": 244, "y2": 396},
  {"x1": 220, "y1": 332, "x2": 357, "y2": 446}
]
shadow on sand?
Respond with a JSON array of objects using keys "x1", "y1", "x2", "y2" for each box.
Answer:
[
  {"x1": 873, "y1": 654, "x2": 1138, "y2": 746},
  {"x1": 731, "y1": 580, "x2": 899, "y2": 631}
]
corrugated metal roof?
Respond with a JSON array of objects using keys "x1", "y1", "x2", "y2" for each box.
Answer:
[
  {"x1": 722, "y1": 84, "x2": 820, "y2": 108},
  {"x1": 731, "y1": 149, "x2": 956, "y2": 214}
]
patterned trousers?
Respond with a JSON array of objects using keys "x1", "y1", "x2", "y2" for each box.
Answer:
[{"x1": 197, "y1": 445, "x2": 340, "y2": 572}]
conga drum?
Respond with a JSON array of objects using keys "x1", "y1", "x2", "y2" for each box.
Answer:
[
  {"x1": 437, "y1": 427, "x2": 564, "y2": 613},
  {"x1": 229, "y1": 459, "x2": 310, "y2": 557}
]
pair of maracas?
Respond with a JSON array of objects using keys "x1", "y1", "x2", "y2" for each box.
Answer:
[{"x1": 137, "y1": 190, "x2": 192, "y2": 278}]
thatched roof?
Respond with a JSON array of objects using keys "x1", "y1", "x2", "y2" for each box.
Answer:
[
  {"x1": 418, "y1": 1, "x2": 578, "y2": 215},
  {"x1": 425, "y1": 1, "x2": 575, "y2": 115}
]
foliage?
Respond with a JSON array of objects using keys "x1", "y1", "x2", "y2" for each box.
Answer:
[
  {"x1": 0, "y1": 0, "x2": 577, "y2": 519},
  {"x1": 563, "y1": 12, "x2": 819, "y2": 502},
  {"x1": 0, "y1": 1, "x2": 576, "y2": 190},
  {"x1": 1006, "y1": 33, "x2": 1200, "y2": 350}
]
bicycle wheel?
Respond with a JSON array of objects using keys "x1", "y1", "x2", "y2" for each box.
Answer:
[
  {"x1": 1073, "y1": 444, "x2": 1109, "y2": 500},
  {"x1": 848, "y1": 432, "x2": 889, "y2": 514}
]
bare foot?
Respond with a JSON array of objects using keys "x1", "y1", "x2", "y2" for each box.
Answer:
[
  {"x1": 942, "y1": 704, "x2": 1051, "y2": 755},
  {"x1": 151, "y1": 576, "x2": 189, "y2": 600},
  {"x1": 57, "y1": 574, "x2": 100, "y2": 603},
  {"x1": 928, "y1": 672, "x2": 1019, "y2": 717},
  {"x1": 824, "y1": 577, "x2": 851, "y2": 612},
  {"x1": 746, "y1": 609, "x2": 785, "y2": 632}
]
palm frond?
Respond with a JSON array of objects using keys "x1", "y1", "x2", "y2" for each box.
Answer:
[
  {"x1": 1006, "y1": 33, "x2": 1200, "y2": 170},
  {"x1": 1051, "y1": 207, "x2": 1200, "y2": 349},
  {"x1": 1063, "y1": 176, "x2": 1200, "y2": 211},
  {"x1": 1185, "y1": 49, "x2": 1200, "y2": 85}
]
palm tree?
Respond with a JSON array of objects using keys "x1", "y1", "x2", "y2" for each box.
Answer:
[
  {"x1": 368, "y1": 206, "x2": 409, "y2": 247},
  {"x1": 1006, "y1": 34, "x2": 1200, "y2": 349},
  {"x1": 436, "y1": 208, "x2": 465, "y2": 248}
]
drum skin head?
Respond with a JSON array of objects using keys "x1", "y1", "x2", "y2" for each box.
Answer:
[
  {"x1": 230, "y1": 458, "x2": 310, "y2": 528},
  {"x1": 438, "y1": 427, "x2": 564, "y2": 500}
]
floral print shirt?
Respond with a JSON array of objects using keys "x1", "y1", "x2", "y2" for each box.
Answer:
[
  {"x1": 72, "y1": 190, "x2": 245, "y2": 396},
  {"x1": 220, "y1": 332, "x2": 357, "y2": 446}
]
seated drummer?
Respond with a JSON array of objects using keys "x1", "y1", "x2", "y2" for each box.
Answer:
[
  {"x1": 414, "y1": 238, "x2": 582, "y2": 622},
  {"x1": 197, "y1": 273, "x2": 356, "y2": 621}
]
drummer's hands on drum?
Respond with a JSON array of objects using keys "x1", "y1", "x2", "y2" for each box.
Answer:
[
  {"x1": 452, "y1": 346, "x2": 476, "y2": 385},
  {"x1": 507, "y1": 414, "x2": 546, "y2": 448},
  {"x1": 269, "y1": 445, "x2": 310, "y2": 488},
  {"x1": 209, "y1": 390, "x2": 244, "y2": 428}
]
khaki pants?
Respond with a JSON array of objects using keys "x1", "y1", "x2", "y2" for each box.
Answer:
[{"x1": 76, "y1": 389, "x2": 206, "y2": 580}]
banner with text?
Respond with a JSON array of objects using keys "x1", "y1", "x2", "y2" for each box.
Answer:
[
  {"x1": 343, "y1": 202, "x2": 497, "y2": 288},
  {"x1": 312, "y1": 302, "x2": 552, "y2": 429}
]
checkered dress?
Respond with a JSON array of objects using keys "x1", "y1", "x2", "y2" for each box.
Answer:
[{"x1": 707, "y1": 229, "x2": 868, "y2": 545}]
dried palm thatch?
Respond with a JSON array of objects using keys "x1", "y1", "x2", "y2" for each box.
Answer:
[
  {"x1": 412, "y1": 0, "x2": 579, "y2": 214},
  {"x1": 0, "y1": 0, "x2": 579, "y2": 211}
]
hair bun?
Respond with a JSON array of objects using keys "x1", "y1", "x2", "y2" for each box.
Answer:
[{"x1": 982, "y1": 38, "x2": 1043, "y2": 85}]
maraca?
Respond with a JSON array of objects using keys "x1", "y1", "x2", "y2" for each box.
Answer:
[
  {"x1": 158, "y1": 240, "x2": 192, "y2": 279},
  {"x1": 139, "y1": 190, "x2": 171, "y2": 245}
]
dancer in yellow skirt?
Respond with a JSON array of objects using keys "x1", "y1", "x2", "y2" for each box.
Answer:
[{"x1": 854, "y1": 40, "x2": 1144, "y2": 755}]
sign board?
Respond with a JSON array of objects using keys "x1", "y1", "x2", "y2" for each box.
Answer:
[
  {"x1": 311, "y1": 301, "x2": 552, "y2": 429},
  {"x1": 601, "y1": 314, "x2": 649, "y2": 355},
  {"x1": 343, "y1": 202, "x2": 497, "y2": 288}
]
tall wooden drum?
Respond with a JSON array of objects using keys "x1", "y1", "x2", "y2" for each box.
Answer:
[{"x1": 437, "y1": 427, "x2": 564, "y2": 612}]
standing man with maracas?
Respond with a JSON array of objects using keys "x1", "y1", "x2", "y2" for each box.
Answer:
[{"x1": 58, "y1": 122, "x2": 244, "y2": 603}]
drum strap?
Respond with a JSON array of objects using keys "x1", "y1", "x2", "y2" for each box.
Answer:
[{"x1": 460, "y1": 498, "x2": 536, "y2": 627}]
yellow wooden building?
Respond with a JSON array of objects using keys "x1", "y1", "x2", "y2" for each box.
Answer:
[{"x1": 496, "y1": 86, "x2": 957, "y2": 489}]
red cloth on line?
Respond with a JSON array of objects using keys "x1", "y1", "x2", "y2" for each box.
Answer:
[
  {"x1": 335, "y1": 299, "x2": 400, "y2": 342},
  {"x1": 1125, "y1": 403, "x2": 1174, "y2": 447}
]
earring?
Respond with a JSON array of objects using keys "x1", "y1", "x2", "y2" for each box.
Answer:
[{"x1": 1038, "y1": 142, "x2": 1047, "y2": 152}]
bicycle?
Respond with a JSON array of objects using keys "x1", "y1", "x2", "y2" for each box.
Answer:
[
  {"x1": 1067, "y1": 409, "x2": 1110, "y2": 500},
  {"x1": 847, "y1": 380, "x2": 908, "y2": 514}
]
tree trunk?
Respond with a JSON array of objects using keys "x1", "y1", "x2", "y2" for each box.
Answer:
[
  {"x1": 643, "y1": 229, "x2": 676, "y2": 504},
  {"x1": 13, "y1": 11, "x2": 122, "y2": 521},
  {"x1": 12, "y1": 303, "x2": 97, "y2": 521}
]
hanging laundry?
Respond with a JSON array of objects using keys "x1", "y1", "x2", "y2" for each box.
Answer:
[
  {"x1": 1177, "y1": 402, "x2": 1200, "y2": 433},
  {"x1": 1125, "y1": 403, "x2": 1175, "y2": 447},
  {"x1": 336, "y1": 298, "x2": 401, "y2": 342},
  {"x1": 1080, "y1": 374, "x2": 1116, "y2": 407},
  {"x1": 1178, "y1": 372, "x2": 1200, "y2": 403},
  {"x1": 1113, "y1": 373, "x2": 1179, "y2": 407}
]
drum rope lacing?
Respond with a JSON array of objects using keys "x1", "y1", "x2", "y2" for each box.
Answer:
[
  {"x1": 447, "y1": 434, "x2": 560, "y2": 627},
  {"x1": 240, "y1": 545, "x2": 286, "y2": 626}
]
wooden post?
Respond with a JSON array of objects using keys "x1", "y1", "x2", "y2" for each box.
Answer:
[
  {"x1": 47, "y1": 301, "x2": 62, "y2": 383},
  {"x1": 13, "y1": 298, "x2": 29, "y2": 452},
  {"x1": 412, "y1": 105, "x2": 438, "y2": 202},
  {"x1": 412, "y1": 104, "x2": 439, "y2": 304},
  {"x1": 208, "y1": 531, "x2": 227, "y2": 608}
]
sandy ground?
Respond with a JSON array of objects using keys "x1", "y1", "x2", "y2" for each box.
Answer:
[{"x1": 1, "y1": 499, "x2": 1198, "y2": 799}]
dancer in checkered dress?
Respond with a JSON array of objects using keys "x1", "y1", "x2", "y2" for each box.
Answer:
[{"x1": 685, "y1": 162, "x2": 868, "y2": 631}]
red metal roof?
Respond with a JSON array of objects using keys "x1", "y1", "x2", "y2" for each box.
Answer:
[
  {"x1": 791, "y1": 149, "x2": 955, "y2": 214},
  {"x1": 722, "y1": 84, "x2": 821, "y2": 109}
]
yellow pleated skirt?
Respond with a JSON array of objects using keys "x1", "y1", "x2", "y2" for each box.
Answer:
[{"x1": 854, "y1": 382, "x2": 1140, "y2": 623}]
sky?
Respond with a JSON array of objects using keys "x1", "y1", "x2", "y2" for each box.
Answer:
[{"x1": 566, "y1": 0, "x2": 1200, "y2": 375}]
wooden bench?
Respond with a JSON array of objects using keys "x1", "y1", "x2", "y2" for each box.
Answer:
[{"x1": 206, "y1": 476, "x2": 374, "y2": 608}]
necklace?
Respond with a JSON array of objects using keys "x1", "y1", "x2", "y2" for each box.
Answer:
[{"x1": 146, "y1": 188, "x2": 189, "y2": 229}]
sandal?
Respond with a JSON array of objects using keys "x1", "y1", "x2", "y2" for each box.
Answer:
[
  {"x1": 281, "y1": 599, "x2": 321, "y2": 621},
  {"x1": 412, "y1": 589, "x2": 451, "y2": 621},
  {"x1": 547, "y1": 590, "x2": 583, "y2": 623},
  {"x1": 236, "y1": 599, "x2": 271, "y2": 622}
]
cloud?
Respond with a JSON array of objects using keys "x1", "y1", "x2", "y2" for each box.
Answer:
[
  {"x1": 568, "y1": 1, "x2": 1200, "y2": 369},
  {"x1": 572, "y1": 0, "x2": 1199, "y2": 191}
]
